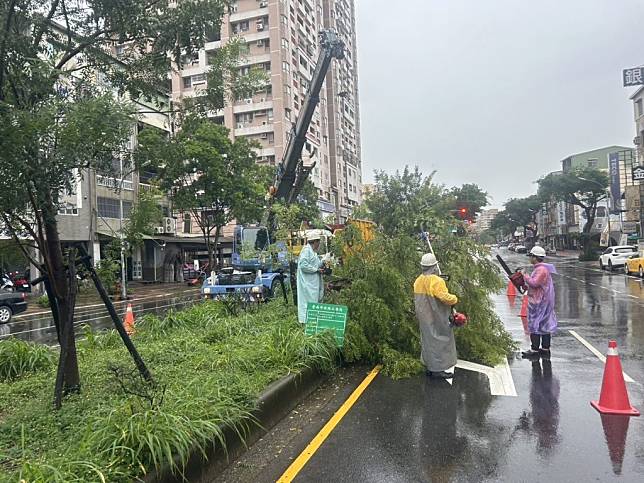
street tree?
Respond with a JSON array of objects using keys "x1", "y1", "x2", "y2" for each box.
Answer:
[
  {"x1": 538, "y1": 167, "x2": 608, "y2": 259},
  {"x1": 492, "y1": 195, "x2": 542, "y2": 241},
  {"x1": 0, "y1": 0, "x2": 247, "y2": 407},
  {"x1": 490, "y1": 211, "x2": 514, "y2": 237},
  {"x1": 137, "y1": 116, "x2": 265, "y2": 270},
  {"x1": 365, "y1": 166, "x2": 449, "y2": 236},
  {"x1": 450, "y1": 183, "x2": 489, "y2": 219}
]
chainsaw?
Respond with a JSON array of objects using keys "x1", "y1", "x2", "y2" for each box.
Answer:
[
  {"x1": 449, "y1": 308, "x2": 468, "y2": 327},
  {"x1": 496, "y1": 254, "x2": 526, "y2": 294}
]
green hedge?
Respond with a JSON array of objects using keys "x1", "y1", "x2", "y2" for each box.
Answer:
[{"x1": 0, "y1": 301, "x2": 338, "y2": 482}]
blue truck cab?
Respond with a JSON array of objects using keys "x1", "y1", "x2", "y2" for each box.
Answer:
[{"x1": 201, "y1": 225, "x2": 290, "y2": 300}]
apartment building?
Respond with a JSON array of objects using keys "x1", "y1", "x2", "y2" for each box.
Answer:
[
  {"x1": 473, "y1": 209, "x2": 498, "y2": 233},
  {"x1": 170, "y1": 0, "x2": 362, "y2": 223}
]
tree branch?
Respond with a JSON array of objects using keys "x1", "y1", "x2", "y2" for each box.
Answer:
[
  {"x1": 55, "y1": 29, "x2": 112, "y2": 70},
  {"x1": 33, "y1": 0, "x2": 62, "y2": 48},
  {"x1": 0, "y1": 0, "x2": 18, "y2": 97},
  {"x1": 0, "y1": 214, "x2": 42, "y2": 268}
]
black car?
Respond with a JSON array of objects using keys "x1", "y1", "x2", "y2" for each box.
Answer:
[{"x1": 0, "y1": 292, "x2": 28, "y2": 323}]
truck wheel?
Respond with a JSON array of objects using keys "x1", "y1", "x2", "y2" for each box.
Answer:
[{"x1": 0, "y1": 305, "x2": 12, "y2": 324}]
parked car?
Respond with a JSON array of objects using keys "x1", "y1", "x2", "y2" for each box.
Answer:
[
  {"x1": 624, "y1": 251, "x2": 644, "y2": 278},
  {"x1": 599, "y1": 245, "x2": 637, "y2": 271},
  {"x1": 515, "y1": 245, "x2": 527, "y2": 254},
  {"x1": 0, "y1": 291, "x2": 28, "y2": 323}
]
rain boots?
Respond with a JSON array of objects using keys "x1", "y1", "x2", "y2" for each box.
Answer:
[{"x1": 522, "y1": 333, "x2": 551, "y2": 359}]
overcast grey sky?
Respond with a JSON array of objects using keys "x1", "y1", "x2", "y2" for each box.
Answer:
[{"x1": 355, "y1": 0, "x2": 644, "y2": 208}]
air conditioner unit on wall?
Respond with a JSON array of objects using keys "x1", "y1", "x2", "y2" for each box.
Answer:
[
  {"x1": 236, "y1": 123, "x2": 244, "y2": 129},
  {"x1": 164, "y1": 217, "x2": 176, "y2": 234},
  {"x1": 155, "y1": 226, "x2": 165, "y2": 234},
  {"x1": 634, "y1": 136, "x2": 641, "y2": 146}
]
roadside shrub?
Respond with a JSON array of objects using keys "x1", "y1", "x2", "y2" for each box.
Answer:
[
  {"x1": 37, "y1": 295, "x2": 50, "y2": 308},
  {"x1": 0, "y1": 339, "x2": 55, "y2": 381}
]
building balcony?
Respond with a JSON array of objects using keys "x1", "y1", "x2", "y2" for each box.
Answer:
[
  {"x1": 233, "y1": 100, "x2": 274, "y2": 113},
  {"x1": 234, "y1": 124, "x2": 274, "y2": 136},
  {"x1": 255, "y1": 147, "x2": 276, "y2": 157},
  {"x1": 230, "y1": 8, "x2": 269, "y2": 23},
  {"x1": 239, "y1": 53, "x2": 271, "y2": 67}
]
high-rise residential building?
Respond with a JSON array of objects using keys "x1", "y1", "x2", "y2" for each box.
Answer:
[
  {"x1": 170, "y1": 0, "x2": 362, "y2": 222},
  {"x1": 474, "y1": 209, "x2": 498, "y2": 233}
]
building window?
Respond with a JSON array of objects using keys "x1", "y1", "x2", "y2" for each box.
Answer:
[
  {"x1": 97, "y1": 197, "x2": 132, "y2": 219},
  {"x1": 205, "y1": 26, "x2": 221, "y2": 42},
  {"x1": 636, "y1": 99, "x2": 643, "y2": 118},
  {"x1": 183, "y1": 213, "x2": 191, "y2": 234},
  {"x1": 232, "y1": 20, "x2": 249, "y2": 34},
  {"x1": 587, "y1": 158, "x2": 598, "y2": 168},
  {"x1": 58, "y1": 203, "x2": 79, "y2": 216},
  {"x1": 183, "y1": 73, "x2": 206, "y2": 89}
]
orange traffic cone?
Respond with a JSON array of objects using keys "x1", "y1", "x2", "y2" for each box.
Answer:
[
  {"x1": 518, "y1": 295, "x2": 528, "y2": 317},
  {"x1": 506, "y1": 280, "x2": 517, "y2": 297},
  {"x1": 591, "y1": 341, "x2": 639, "y2": 416},
  {"x1": 124, "y1": 303, "x2": 135, "y2": 336}
]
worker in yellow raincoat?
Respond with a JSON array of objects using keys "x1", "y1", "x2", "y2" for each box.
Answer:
[
  {"x1": 414, "y1": 253, "x2": 458, "y2": 379},
  {"x1": 297, "y1": 233, "x2": 324, "y2": 324}
]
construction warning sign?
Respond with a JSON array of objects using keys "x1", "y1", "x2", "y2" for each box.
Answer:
[{"x1": 305, "y1": 303, "x2": 348, "y2": 347}]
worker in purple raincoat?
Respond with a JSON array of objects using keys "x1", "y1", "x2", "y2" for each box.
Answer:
[{"x1": 521, "y1": 246, "x2": 558, "y2": 358}]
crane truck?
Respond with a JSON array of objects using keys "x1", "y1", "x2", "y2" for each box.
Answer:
[{"x1": 201, "y1": 30, "x2": 345, "y2": 302}]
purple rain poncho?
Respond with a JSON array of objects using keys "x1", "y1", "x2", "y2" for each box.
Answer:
[{"x1": 524, "y1": 263, "x2": 558, "y2": 335}]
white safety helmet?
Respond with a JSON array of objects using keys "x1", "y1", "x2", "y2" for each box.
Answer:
[
  {"x1": 307, "y1": 233, "x2": 321, "y2": 242},
  {"x1": 529, "y1": 246, "x2": 546, "y2": 258},
  {"x1": 421, "y1": 253, "x2": 438, "y2": 267}
]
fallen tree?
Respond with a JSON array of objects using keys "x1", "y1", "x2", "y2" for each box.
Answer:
[{"x1": 328, "y1": 167, "x2": 516, "y2": 378}]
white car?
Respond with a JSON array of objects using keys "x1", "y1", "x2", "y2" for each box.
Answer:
[{"x1": 599, "y1": 245, "x2": 637, "y2": 271}]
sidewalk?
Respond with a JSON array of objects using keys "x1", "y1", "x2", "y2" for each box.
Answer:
[{"x1": 18, "y1": 282, "x2": 199, "y2": 318}]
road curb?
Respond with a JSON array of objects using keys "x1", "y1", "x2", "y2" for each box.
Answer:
[{"x1": 143, "y1": 366, "x2": 326, "y2": 483}]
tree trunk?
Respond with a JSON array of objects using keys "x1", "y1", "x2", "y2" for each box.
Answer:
[
  {"x1": 43, "y1": 202, "x2": 80, "y2": 396},
  {"x1": 213, "y1": 225, "x2": 222, "y2": 270},
  {"x1": 206, "y1": 235, "x2": 214, "y2": 274},
  {"x1": 580, "y1": 206, "x2": 596, "y2": 261}
]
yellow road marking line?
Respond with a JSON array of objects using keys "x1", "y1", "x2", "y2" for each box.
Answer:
[{"x1": 276, "y1": 365, "x2": 382, "y2": 483}]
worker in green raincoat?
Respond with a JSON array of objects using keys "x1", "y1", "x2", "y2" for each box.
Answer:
[{"x1": 297, "y1": 233, "x2": 324, "y2": 324}]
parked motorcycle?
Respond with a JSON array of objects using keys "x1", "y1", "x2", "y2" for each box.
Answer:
[{"x1": 1, "y1": 274, "x2": 15, "y2": 293}]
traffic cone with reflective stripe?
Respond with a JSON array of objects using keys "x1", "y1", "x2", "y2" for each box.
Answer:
[
  {"x1": 124, "y1": 303, "x2": 135, "y2": 336},
  {"x1": 518, "y1": 295, "x2": 528, "y2": 317},
  {"x1": 591, "y1": 341, "x2": 639, "y2": 416},
  {"x1": 506, "y1": 280, "x2": 517, "y2": 297}
]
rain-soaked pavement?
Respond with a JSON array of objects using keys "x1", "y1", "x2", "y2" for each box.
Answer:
[
  {"x1": 234, "y1": 249, "x2": 644, "y2": 482},
  {"x1": 0, "y1": 287, "x2": 201, "y2": 345}
]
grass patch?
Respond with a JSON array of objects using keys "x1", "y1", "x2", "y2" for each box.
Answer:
[
  {"x1": 0, "y1": 339, "x2": 55, "y2": 381},
  {"x1": 0, "y1": 300, "x2": 338, "y2": 482}
]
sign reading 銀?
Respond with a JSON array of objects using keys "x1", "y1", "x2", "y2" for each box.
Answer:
[{"x1": 623, "y1": 67, "x2": 644, "y2": 87}]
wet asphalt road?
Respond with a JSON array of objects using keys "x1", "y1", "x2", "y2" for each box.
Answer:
[
  {"x1": 277, "y1": 250, "x2": 644, "y2": 482},
  {"x1": 0, "y1": 288, "x2": 201, "y2": 345}
]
